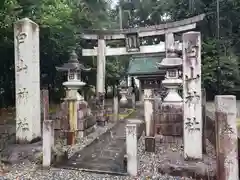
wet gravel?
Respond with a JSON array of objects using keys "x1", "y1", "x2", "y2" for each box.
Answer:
[
  {"x1": 1, "y1": 133, "x2": 194, "y2": 180},
  {"x1": 1, "y1": 106, "x2": 200, "y2": 180}
]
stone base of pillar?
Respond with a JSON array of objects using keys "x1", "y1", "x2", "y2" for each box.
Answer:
[
  {"x1": 96, "y1": 92, "x2": 108, "y2": 126},
  {"x1": 145, "y1": 136, "x2": 155, "y2": 152},
  {"x1": 96, "y1": 109, "x2": 108, "y2": 126}
]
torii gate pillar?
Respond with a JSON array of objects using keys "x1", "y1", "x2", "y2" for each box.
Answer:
[
  {"x1": 97, "y1": 36, "x2": 106, "y2": 98},
  {"x1": 96, "y1": 36, "x2": 107, "y2": 125}
]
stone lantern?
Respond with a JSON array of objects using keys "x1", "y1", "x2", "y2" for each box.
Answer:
[
  {"x1": 56, "y1": 50, "x2": 91, "y2": 100},
  {"x1": 119, "y1": 78, "x2": 128, "y2": 105},
  {"x1": 56, "y1": 50, "x2": 91, "y2": 144},
  {"x1": 157, "y1": 49, "x2": 183, "y2": 105}
]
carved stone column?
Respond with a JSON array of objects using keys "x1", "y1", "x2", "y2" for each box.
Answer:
[
  {"x1": 182, "y1": 31, "x2": 202, "y2": 159},
  {"x1": 14, "y1": 18, "x2": 41, "y2": 143}
]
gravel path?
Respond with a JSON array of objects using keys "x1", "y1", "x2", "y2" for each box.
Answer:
[
  {"x1": 2, "y1": 136, "x2": 190, "y2": 180},
  {"x1": 1, "y1": 101, "x2": 216, "y2": 180}
]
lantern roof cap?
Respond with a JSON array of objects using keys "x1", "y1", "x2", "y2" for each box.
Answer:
[
  {"x1": 157, "y1": 52, "x2": 182, "y2": 69},
  {"x1": 56, "y1": 50, "x2": 91, "y2": 71}
]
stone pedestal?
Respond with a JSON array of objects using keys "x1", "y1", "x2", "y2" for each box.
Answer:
[
  {"x1": 155, "y1": 104, "x2": 183, "y2": 137},
  {"x1": 77, "y1": 101, "x2": 96, "y2": 138},
  {"x1": 14, "y1": 18, "x2": 41, "y2": 143},
  {"x1": 215, "y1": 95, "x2": 239, "y2": 180},
  {"x1": 67, "y1": 98, "x2": 78, "y2": 145}
]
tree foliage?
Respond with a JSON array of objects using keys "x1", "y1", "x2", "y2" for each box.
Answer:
[
  {"x1": 0, "y1": 0, "x2": 122, "y2": 106},
  {"x1": 0, "y1": 0, "x2": 240, "y2": 106},
  {"x1": 115, "y1": 0, "x2": 240, "y2": 98}
]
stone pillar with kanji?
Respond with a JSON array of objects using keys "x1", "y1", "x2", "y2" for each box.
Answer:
[
  {"x1": 14, "y1": 18, "x2": 41, "y2": 143},
  {"x1": 182, "y1": 31, "x2": 202, "y2": 160}
]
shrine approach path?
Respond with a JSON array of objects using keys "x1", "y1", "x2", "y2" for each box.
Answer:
[{"x1": 58, "y1": 107, "x2": 144, "y2": 175}]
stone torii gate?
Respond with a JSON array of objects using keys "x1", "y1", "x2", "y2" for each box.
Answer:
[{"x1": 81, "y1": 14, "x2": 205, "y2": 125}]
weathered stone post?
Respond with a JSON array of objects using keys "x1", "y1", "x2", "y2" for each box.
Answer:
[
  {"x1": 113, "y1": 85, "x2": 119, "y2": 121},
  {"x1": 14, "y1": 18, "x2": 41, "y2": 143},
  {"x1": 131, "y1": 77, "x2": 136, "y2": 109},
  {"x1": 138, "y1": 80, "x2": 143, "y2": 102},
  {"x1": 182, "y1": 31, "x2": 202, "y2": 159},
  {"x1": 126, "y1": 119, "x2": 143, "y2": 176},
  {"x1": 144, "y1": 89, "x2": 154, "y2": 136},
  {"x1": 132, "y1": 90, "x2": 136, "y2": 109},
  {"x1": 202, "y1": 89, "x2": 206, "y2": 153},
  {"x1": 41, "y1": 89, "x2": 49, "y2": 121},
  {"x1": 144, "y1": 88, "x2": 155, "y2": 152},
  {"x1": 42, "y1": 120, "x2": 54, "y2": 167},
  {"x1": 215, "y1": 95, "x2": 238, "y2": 180}
]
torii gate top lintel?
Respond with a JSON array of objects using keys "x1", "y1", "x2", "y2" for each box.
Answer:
[{"x1": 81, "y1": 14, "x2": 205, "y2": 40}]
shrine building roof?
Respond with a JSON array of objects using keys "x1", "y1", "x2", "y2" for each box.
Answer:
[{"x1": 127, "y1": 54, "x2": 165, "y2": 76}]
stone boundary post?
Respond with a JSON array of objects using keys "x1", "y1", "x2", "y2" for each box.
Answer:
[
  {"x1": 126, "y1": 119, "x2": 143, "y2": 176},
  {"x1": 41, "y1": 89, "x2": 49, "y2": 121},
  {"x1": 42, "y1": 120, "x2": 54, "y2": 167},
  {"x1": 144, "y1": 89, "x2": 154, "y2": 136},
  {"x1": 215, "y1": 95, "x2": 238, "y2": 180},
  {"x1": 113, "y1": 92, "x2": 119, "y2": 121},
  {"x1": 202, "y1": 89, "x2": 206, "y2": 153}
]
